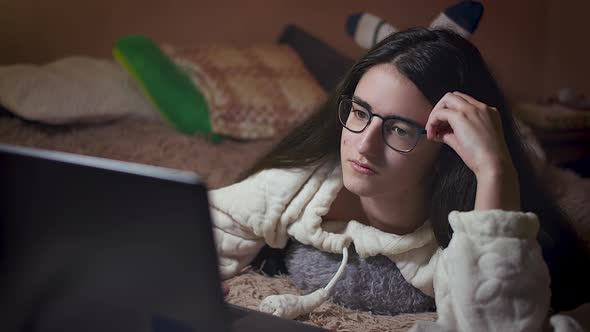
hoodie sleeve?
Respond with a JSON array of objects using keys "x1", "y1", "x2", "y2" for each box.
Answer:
[
  {"x1": 208, "y1": 173, "x2": 270, "y2": 280},
  {"x1": 209, "y1": 205, "x2": 266, "y2": 280},
  {"x1": 208, "y1": 167, "x2": 320, "y2": 280},
  {"x1": 432, "y1": 210, "x2": 551, "y2": 332}
]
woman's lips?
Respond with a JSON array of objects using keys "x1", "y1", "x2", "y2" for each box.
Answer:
[{"x1": 350, "y1": 160, "x2": 377, "y2": 175}]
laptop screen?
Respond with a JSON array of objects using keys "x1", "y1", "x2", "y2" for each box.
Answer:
[{"x1": 0, "y1": 144, "x2": 229, "y2": 332}]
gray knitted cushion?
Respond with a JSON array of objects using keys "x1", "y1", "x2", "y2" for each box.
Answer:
[{"x1": 285, "y1": 240, "x2": 436, "y2": 315}]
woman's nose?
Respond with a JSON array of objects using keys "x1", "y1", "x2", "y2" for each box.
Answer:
[{"x1": 357, "y1": 119, "x2": 383, "y2": 155}]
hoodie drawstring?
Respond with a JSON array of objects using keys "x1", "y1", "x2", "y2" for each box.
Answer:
[{"x1": 259, "y1": 246, "x2": 349, "y2": 319}]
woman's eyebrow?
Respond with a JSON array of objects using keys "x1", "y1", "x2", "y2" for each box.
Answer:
[
  {"x1": 351, "y1": 96, "x2": 372, "y2": 111},
  {"x1": 384, "y1": 115, "x2": 425, "y2": 128},
  {"x1": 352, "y1": 95, "x2": 423, "y2": 127}
]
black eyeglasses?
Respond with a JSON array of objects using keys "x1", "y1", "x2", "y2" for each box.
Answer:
[{"x1": 338, "y1": 96, "x2": 427, "y2": 153}]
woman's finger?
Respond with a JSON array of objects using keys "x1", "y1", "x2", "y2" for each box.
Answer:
[
  {"x1": 433, "y1": 92, "x2": 475, "y2": 114},
  {"x1": 452, "y1": 91, "x2": 487, "y2": 109},
  {"x1": 440, "y1": 129, "x2": 460, "y2": 151},
  {"x1": 426, "y1": 107, "x2": 461, "y2": 141},
  {"x1": 451, "y1": 92, "x2": 503, "y2": 133},
  {"x1": 426, "y1": 107, "x2": 464, "y2": 152}
]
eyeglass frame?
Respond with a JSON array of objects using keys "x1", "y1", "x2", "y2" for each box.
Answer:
[{"x1": 338, "y1": 95, "x2": 428, "y2": 153}]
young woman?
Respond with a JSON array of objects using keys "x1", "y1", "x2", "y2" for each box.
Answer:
[{"x1": 210, "y1": 28, "x2": 589, "y2": 331}]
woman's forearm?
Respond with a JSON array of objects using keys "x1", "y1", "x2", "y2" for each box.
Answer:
[{"x1": 474, "y1": 161, "x2": 521, "y2": 211}]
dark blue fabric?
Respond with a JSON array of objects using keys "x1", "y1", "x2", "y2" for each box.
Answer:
[
  {"x1": 443, "y1": 0, "x2": 484, "y2": 33},
  {"x1": 345, "y1": 13, "x2": 362, "y2": 37},
  {"x1": 278, "y1": 25, "x2": 354, "y2": 92}
]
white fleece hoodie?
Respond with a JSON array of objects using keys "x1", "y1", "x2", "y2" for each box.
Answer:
[{"x1": 209, "y1": 160, "x2": 581, "y2": 332}]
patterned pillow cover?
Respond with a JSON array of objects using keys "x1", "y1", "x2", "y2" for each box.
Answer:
[{"x1": 166, "y1": 44, "x2": 327, "y2": 140}]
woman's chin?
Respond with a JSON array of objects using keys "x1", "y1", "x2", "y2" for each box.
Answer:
[{"x1": 343, "y1": 178, "x2": 378, "y2": 197}]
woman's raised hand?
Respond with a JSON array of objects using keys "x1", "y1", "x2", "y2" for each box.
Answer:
[{"x1": 426, "y1": 91, "x2": 520, "y2": 211}]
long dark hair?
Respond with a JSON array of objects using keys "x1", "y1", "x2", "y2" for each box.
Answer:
[{"x1": 247, "y1": 28, "x2": 589, "y2": 311}]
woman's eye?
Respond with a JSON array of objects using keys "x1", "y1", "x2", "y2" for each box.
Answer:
[
  {"x1": 352, "y1": 109, "x2": 368, "y2": 120},
  {"x1": 391, "y1": 126, "x2": 409, "y2": 137}
]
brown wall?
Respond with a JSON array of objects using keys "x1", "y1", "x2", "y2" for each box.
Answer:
[
  {"x1": 0, "y1": 0, "x2": 587, "y2": 102},
  {"x1": 543, "y1": 0, "x2": 590, "y2": 99}
]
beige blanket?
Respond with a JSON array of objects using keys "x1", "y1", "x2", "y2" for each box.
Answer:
[{"x1": 226, "y1": 269, "x2": 436, "y2": 331}]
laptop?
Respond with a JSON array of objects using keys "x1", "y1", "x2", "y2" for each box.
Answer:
[{"x1": 0, "y1": 144, "x2": 327, "y2": 332}]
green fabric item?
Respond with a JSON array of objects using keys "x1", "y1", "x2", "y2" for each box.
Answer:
[{"x1": 113, "y1": 35, "x2": 221, "y2": 142}]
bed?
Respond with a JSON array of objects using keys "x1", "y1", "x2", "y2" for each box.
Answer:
[{"x1": 1, "y1": 25, "x2": 588, "y2": 331}]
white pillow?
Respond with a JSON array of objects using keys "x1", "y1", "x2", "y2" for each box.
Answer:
[{"x1": 0, "y1": 56, "x2": 160, "y2": 124}]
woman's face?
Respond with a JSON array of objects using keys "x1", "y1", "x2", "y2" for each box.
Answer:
[{"x1": 340, "y1": 63, "x2": 441, "y2": 199}]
